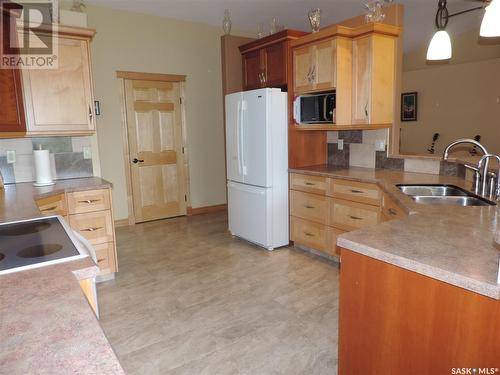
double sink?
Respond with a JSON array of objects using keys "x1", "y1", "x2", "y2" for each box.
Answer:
[{"x1": 397, "y1": 184, "x2": 496, "y2": 207}]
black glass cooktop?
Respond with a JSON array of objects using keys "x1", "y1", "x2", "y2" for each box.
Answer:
[{"x1": 0, "y1": 217, "x2": 80, "y2": 273}]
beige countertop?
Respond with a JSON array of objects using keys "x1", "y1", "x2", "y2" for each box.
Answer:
[
  {"x1": 0, "y1": 177, "x2": 124, "y2": 374},
  {"x1": 290, "y1": 165, "x2": 500, "y2": 300},
  {"x1": 0, "y1": 259, "x2": 125, "y2": 374},
  {"x1": 0, "y1": 177, "x2": 112, "y2": 223}
]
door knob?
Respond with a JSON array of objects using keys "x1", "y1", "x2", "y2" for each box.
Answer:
[{"x1": 132, "y1": 158, "x2": 144, "y2": 164}]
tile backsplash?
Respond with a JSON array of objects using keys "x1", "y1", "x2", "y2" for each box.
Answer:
[
  {"x1": 327, "y1": 129, "x2": 466, "y2": 178},
  {"x1": 0, "y1": 137, "x2": 94, "y2": 184}
]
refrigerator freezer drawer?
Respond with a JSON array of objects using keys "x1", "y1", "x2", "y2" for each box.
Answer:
[{"x1": 228, "y1": 182, "x2": 273, "y2": 249}]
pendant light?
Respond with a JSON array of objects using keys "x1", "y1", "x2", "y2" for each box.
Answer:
[
  {"x1": 426, "y1": 0, "x2": 495, "y2": 62},
  {"x1": 427, "y1": 0, "x2": 452, "y2": 60},
  {"x1": 480, "y1": 0, "x2": 500, "y2": 37}
]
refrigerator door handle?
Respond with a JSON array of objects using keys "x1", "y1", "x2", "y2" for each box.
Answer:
[
  {"x1": 236, "y1": 100, "x2": 242, "y2": 175},
  {"x1": 240, "y1": 99, "x2": 247, "y2": 175}
]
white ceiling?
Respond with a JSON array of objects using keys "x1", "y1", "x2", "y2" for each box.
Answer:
[{"x1": 85, "y1": 0, "x2": 487, "y2": 52}]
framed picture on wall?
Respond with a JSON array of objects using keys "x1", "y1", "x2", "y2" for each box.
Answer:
[{"x1": 401, "y1": 92, "x2": 418, "y2": 121}]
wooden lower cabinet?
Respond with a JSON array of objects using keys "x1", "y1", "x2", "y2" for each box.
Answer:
[
  {"x1": 290, "y1": 172, "x2": 390, "y2": 259},
  {"x1": 339, "y1": 249, "x2": 500, "y2": 374},
  {"x1": 34, "y1": 187, "x2": 118, "y2": 275},
  {"x1": 79, "y1": 278, "x2": 98, "y2": 317}
]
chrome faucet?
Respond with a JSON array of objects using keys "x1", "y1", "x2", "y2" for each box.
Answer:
[
  {"x1": 478, "y1": 154, "x2": 500, "y2": 200},
  {"x1": 442, "y1": 138, "x2": 491, "y2": 197}
]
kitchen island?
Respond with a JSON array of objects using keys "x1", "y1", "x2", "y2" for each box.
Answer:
[{"x1": 290, "y1": 165, "x2": 500, "y2": 374}]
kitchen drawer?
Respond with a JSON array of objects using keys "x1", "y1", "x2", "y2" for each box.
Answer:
[
  {"x1": 291, "y1": 216, "x2": 328, "y2": 251},
  {"x1": 382, "y1": 193, "x2": 407, "y2": 221},
  {"x1": 290, "y1": 173, "x2": 327, "y2": 195},
  {"x1": 94, "y1": 242, "x2": 117, "y2": 273},
  {"x1": 67, "y1": 189, "x2": 111, "y2": 214},
  {"x1": 35, "y1": 194, "x2": 67, "y2": 216},
  {"x1": 290, "y1": 190, "x2": 328, "y2": 225},
  {"x1": 69, "y1": 210, "x2": 114, "y2": 245},
  {"x1": 328, "y1": 198, "x2": 381, "y2": 231},
  {"x1": 328, "y1": 179, "x2": 381, "y2": 206}
]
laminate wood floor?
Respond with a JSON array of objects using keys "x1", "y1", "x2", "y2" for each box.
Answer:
[{"x1": 97, "y1": 212, "x2": 339, "y2": 374}]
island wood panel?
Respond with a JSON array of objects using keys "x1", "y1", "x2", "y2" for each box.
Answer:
[{"x1": 339, "y1": 249, "x2": 500, "y2": 375}]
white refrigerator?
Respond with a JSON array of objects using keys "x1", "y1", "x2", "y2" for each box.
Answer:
[{"x1": 225, "y1": 88, "x2": 288, "y2": 250}]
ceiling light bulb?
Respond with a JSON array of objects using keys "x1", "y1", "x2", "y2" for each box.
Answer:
[
  {"x1": 426, "y1": 30, "x2": 452, "y2": 60},
  {"x1": 480, "y1": 0, "x2": 500, "y2": 37}
]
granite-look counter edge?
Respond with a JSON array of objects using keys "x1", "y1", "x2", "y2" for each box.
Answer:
[{"x1": 290, "y1": 165, "x2": 500, "y2": 300}]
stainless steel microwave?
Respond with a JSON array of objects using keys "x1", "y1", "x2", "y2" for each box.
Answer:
[{"x1": 293, "y1": 92, "x2": 336, "y2": 124}]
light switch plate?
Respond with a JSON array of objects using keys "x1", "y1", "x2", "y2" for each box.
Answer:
[
  {"x1": 6, "y1": 150, "x2": 16, "y2": 164},
  {"x1": 338, "y1": 139, "x2": 344, "y2": 150},
  {"x1": 83, "y1": 146, "x2": 92, "y2": 160}
]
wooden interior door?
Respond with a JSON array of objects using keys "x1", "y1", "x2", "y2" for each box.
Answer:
[
  {"x1": 124, "y1": 79, "x2": 186, "y2": 223},
  {"x1": 22, "y1": 36, "x2": 95, "y2": 133}
]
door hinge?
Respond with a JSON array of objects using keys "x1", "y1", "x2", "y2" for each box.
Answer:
[
  {"x1": 182, "y1": 147, "x2": 185, "y2": 154},
  {"x1": 184, "y1": 194, "x2": 187, "y2": 202},
  {"x1": 180, "y1": 97, "x2": 183, "y2": 104}
]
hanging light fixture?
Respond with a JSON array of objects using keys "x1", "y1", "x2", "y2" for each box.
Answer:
[
  {"x1": 426, "y1": 0, "x2": 494, "y2": 61},
  {"x1": 480, "y1": 0, "x2": 500, "y2": 37}
]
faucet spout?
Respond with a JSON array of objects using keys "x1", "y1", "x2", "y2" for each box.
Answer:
[{"x1": 442, "y1": 138, "x2": 488, "y2": 160}]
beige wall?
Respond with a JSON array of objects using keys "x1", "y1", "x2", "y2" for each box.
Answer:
[
  {"x1": 401, "y1": 28, "x2": 500, "y2": 157},
  {"x1": 85, "y1": 5, "x2": 228, "y2": 220}
]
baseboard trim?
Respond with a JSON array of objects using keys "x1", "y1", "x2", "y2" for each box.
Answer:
[
  {"x1": 114, "y1": 218, "x2": 131, "y2": 227},
  {"x1": 187, "y1": 204, "x2": 227, "y2": 216}
]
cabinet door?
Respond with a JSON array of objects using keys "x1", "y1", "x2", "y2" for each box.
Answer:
[
  {"x1": 22, "y1": 37, "x2": 95, "y2": 134},
  {"x1": 242, "y1": 50, "x2": 263, "y2": 91},
  {"x1": 262, "y1": 42, "x2": 286, "y2": 87},
  {"x1": 0, "y1": 69, "x2": 26, "y2": 133},
  {"x1": 351, "y1": 36, "x2": 372, "y2": 124},
  {"x1": 293, "y1": 45, "x2": 313, "y2": 93},
  {"x1": 314, "y1": 39, "x2": 336, "y2": 91}
]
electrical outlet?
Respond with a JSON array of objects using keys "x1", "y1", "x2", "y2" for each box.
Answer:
[
  {"x1": 83, "y1": 146, "x2": 92, "y2": 160},
  {"x1": 375, "y1": 140, "x2": 386, "y2": 152},
  {"x1": 6, "y1": 150, "x2": 16, "y2": 164},
  {"x1": 338, "y1": 139, "x2": 344, "y2": 150}
]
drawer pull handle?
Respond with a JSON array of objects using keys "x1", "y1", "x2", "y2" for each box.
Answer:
[
  {"x1": 97, "y1": 258, "x2": 106, "y2": 262},
  {"x1": 81, "y1": 226, "x2": 103, "y2": 232},
  {"x1": 41, "y1": 206, "x2": 58, "y2": 212},
  {"x1": 350, "y1": 189, "x2": 364, "y2": 194},
  {"x1": 79, "y1": 199, "x2": 101, "y2": 204},
  {"x1": 304, "y1": 232, "x2": 314, "y2": 237},
  {"x1": 349, "y1": 215, "x2": 363, "y2": 220},
  {"x1": 305, "y1": 182, "x2": 316, "y2": 186},
  {"x1": 304, "y1": 205, "x2": 315, "y2": 209},
  {"x1": 388, "y1": 208, "x2": 398, "y2": 216}
]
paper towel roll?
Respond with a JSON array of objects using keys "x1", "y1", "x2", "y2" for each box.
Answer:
[{"x1": 33, "y1": 149, "x2": 54, "y2": 186}]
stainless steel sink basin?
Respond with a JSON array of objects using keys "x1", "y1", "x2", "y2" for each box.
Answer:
[
  {"x1": 397, "y1": 184, "x2": 468, "y2": 197},
  {"x1": 411, "y1": 196, "x2": 494, "y2": 206},
  {"x1": 396, "y1": 184, "x2": 496, "y2": 207}
]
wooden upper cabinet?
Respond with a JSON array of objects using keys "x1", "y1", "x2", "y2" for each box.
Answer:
[
  {"x1": 0, "y1": 69, "x2": 26, "y2": 133},
  {"x1": 21, "y1": 27, "x2": 96, "y2": 135},
  {"x1": 293, "y1": 38, "x2": 337, "y2": 94},
  {"x1": 242, "y1": 49, "x2": 263, "y2": 90},
  {"x1": 352, "y1": 34, "x2": 396, "y2": 125},
  {"x1": 239, "y1": 29, "x2": 306, "y2": 91}
]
